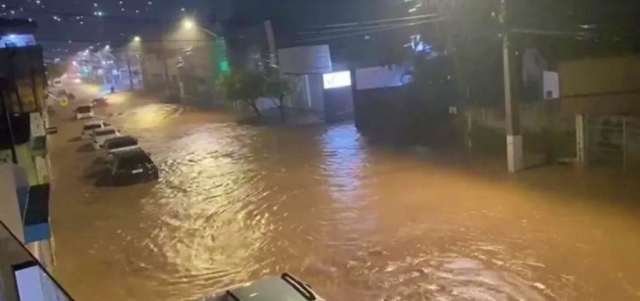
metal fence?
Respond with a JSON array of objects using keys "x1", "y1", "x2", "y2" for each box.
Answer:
[{"x1": 587, "y1": 115, "x2": 640, "y2": 169}]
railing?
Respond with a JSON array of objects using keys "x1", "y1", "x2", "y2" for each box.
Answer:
[
  {"x1": 0, "y1": 220, "x2": 74, "y2": 301},
  {"x1": 587, "y1": 115, "x2": 640, "y2": 169}
]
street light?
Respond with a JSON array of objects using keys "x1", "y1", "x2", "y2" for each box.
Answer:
[
  {"x1": 183, "y1": 19, "x2": 194, "y2": 29},
  {"x1": 133, "y1": 36, "x2": 141, "y2": 42},
  {"x1": 180, "y1": 18, "x2": 217, "y2": 37}
]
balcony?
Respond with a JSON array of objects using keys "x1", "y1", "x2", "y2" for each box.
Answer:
[{"x1": 0, "y1": 220, "x2": 74, "y2": 301}]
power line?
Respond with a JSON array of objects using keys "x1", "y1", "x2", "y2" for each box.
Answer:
[
  {"x1": 298, "y1": 15, "x2": 442, "y2": 36},
  {"x1": 296, "y1": 18, "x2": 445, "y2": 43},
  {"x1": 36, "y1": 38, "x2": 215, "y2": 44},
  {"x1": 299, "y1": 13, "x2": 441, "y2": 34},
  {"x1": 1, "y1": 5, "x2": 169, "y2": 23}
]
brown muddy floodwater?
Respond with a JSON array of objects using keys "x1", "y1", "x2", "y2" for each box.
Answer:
[{"x1": 49, "y1": 95, "x2": 640, "y2": 301}]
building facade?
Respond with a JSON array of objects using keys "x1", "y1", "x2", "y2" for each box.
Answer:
[{"x1": 0, "y1": 18, "x2": 56, "y2": 276}]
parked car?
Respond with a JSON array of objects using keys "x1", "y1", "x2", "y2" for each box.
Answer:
[
  {"x1": 91, "y1": 127, "x2": 121, "y2": 149},
  {"x1": 75, "y1": 105, "x2": 94, "y2": 120},
  {"x1": 102, "y1": 135, "x2": 140, "y2": 156},
  {"x1": 103, "y1": 149, "x2": 159, "y2": 186},
  {"x1": 91, "y1": 97, "x2": 108, "y2": 108},
  {"x1": 52, "y1": 78, "x2": 63, "y2": 87},
  {"x1": 81, "y1": 120, "x2": 109, "y2": 139},
  {"x1": 202, "y1": 273, "x2": 324, "y2": 301}
]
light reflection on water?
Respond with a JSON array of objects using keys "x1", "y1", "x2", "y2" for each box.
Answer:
[{"x1": 49, "y1": 104, "x2": 640, "y2": 301}]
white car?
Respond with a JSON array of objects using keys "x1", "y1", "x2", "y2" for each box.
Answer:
[
  {"x1": 102, "y1": 135, "x2": 140, "y2": 156},
  {"x1": 81, "y1": 120, "x2": 109, "y2": 139},
  {"x1": 75, "y1": 105, "x2": 94, "y2": 120},
  {"x1": 203, "y1": 273, "x2": 324, "y2": 301},
  {"x1": 91, "y1": 127, "x2": 121, "y2": 150}
]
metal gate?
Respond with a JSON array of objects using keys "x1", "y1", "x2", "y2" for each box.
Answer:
[{"x1": 587, "y1": 115, "x2": 640, "y2": 169}]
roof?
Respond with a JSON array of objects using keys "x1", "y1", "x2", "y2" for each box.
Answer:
[
  {"x1": 0, "y1": 18, "x2": 38, "y2": 35},
  {"x1": 110, "y1": 148, "x2": 145, "y2": 158},
  {"x1": 84, "y1": 120, "x2": 104, "y2": 126},
  {"x1": 94, "y1": 127, "x2": 116, "y2": 133},
  {"x1": 105, "y1": 135, "x2": 135, "y2": 142},
  {"x1": 229, "y1": 275, "x2": 317, "y2": 301}
]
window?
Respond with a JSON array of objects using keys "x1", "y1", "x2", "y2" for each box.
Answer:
[
  {"x1": 106, "y1": 137, "x2": 137, "y2": 150},
  {"x1": 24, "y1": 184, "x2": 50, "y2": 226},
  {"x1": 83, "y1": 124, "x2": 102, "y2": 131},
  {"x1": 31, "y1": 136, "x2": 47, "y2": 151},
  {"x1": 117, "y1": 153, "x2": 152, "y2": 170},
  {"x1": 95, "y1": 129, "x2": 116, "y2": 136}
]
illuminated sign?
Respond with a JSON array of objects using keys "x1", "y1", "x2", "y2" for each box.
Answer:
[{"x1": 322, "y1": 71, "x2": 351, "y2": 89}]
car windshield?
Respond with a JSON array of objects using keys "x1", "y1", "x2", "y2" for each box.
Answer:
[
  {"x1": 117, "y1": 153, "x2": 153, "y2": 170},
  {"x1": 95, "y1": 129, "x2": 116, "y2": 136},
  {"x1": 77, "y1": 106, "x2": 91, "y2": 113},
  {"x1": 83, "y1": 124, "x2": 102, "y2": 130},
  {"x1": 106, "y1": 137, "x2": 137, "y2": 150}
]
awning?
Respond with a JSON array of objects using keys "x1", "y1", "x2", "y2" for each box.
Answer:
[
  {"x1": 24, "y1": 183, "x2": 50, "y2": 226},
  {"x1": 23, "y1": 183, "x2": 51, "y2": 243}
]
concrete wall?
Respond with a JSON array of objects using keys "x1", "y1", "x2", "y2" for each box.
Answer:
[
  {"x1": 0, "y1": 164, "x2": 26, "y2": 245},
  {"x1": 468, "y1": 101, "x2": 576, "y2": 161},
  {"x1": 559, "y1": 56, "x2": 640, "y2": 97},
  {"x1": 559, "y1": 56, "x2": 640, "y2": 115}
]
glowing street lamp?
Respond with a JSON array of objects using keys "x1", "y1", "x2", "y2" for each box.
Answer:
[
  {"x1": 180, "y1": 18, "x2": 217, "y2": 38},
  {"x1": 183, "y1": 19, "x2": 195, "y2": 29},
  {"x1": 133, "y1": 36, "x2": 141, "y2": 42}
]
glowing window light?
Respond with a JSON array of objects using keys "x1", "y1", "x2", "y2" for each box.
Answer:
[{"x1": 323, "y1": 71, "x2": 351, "y2": 89}]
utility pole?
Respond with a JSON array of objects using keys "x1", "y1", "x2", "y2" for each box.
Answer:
[
  {"x1": 136, "y1": 53, "x2": 145, "y2": 90},
  {"x1": 264, "y1": 20, "x2": 277, "y2": 73},
  {"x1": 501, "y1": 0, "x2": 523, "y2": 173},
  {"x1": 125, "y1": 51, "x2": 134, "y2": 90}
]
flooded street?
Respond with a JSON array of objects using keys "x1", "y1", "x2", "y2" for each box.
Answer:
[{"x1": 49, "y1": 86, "x2": 640, "y2": 301}]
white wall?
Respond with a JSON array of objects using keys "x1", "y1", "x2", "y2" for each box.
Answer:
[
  {"x1": 14, "y1": 265, "x2": 68, "y2": 301},
  {"x1": 0, "y1": 164, "x2": 25, "y2": 244},
  {"x1": 29, "y1": 113, "x2": 45, "y2": 138},
  {"x1": 278, "y1": 45, "x2": 332, "y2": 75},
  {"x1": 355, "y1": 65, "x2": 408, "y2": 90},
  {"x1": 34, "y1": 156, "x2": 49, "y2": 184}
]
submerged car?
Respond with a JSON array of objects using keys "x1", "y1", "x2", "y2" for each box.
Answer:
[
  {"x1": 81, "y1": 120, "x2": 109, "y2": 139},
  {"x1": 75, "y1": 105, "x2": 94, "y2": 120},
  {"x1": 91, "y1": 127, "x2": 121, "y2": 149},
  {"x1": 202, "y1": 273, "x2": 324, "y2": 301},
  {"x1": 102, "y1": 135, "x2": 140, "y2": 156},
  {"x1": 104, "y1": 149, "x2": 158, "y2": 186},
  {"x1": 91, "y1": 97, "x2": 108, "y2": 108}
]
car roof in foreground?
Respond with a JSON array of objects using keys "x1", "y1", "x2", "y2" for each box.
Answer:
[{"x1": 228, "y1": 275, "x2": 317, "y2": 301}]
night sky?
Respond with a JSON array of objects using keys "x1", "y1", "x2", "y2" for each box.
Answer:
[
  {"x1": 0, "y1": 0, "x2": 223, "y2": 58},
  {"x1": 2, "y1": 0, "x2": 639, "y2": 61}
]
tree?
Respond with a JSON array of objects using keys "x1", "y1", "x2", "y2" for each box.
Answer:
[
  {"x1": 218, "y1": 69, "x2": 265, "y2": 117},
  {"x1": 263, "y1": 76, "x2": 296, "y2": 122},
  {"x1": 46, "y1": 62, "x2": 67, "y2": 80}
]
